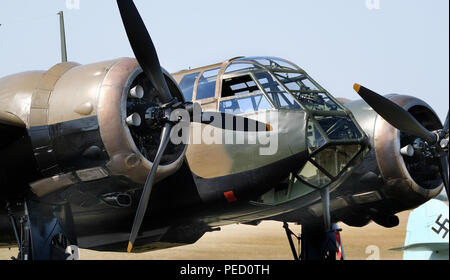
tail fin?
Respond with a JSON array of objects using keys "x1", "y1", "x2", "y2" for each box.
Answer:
[{"x1": 391, "y1": 199, "x2": 449, "y2": 260}]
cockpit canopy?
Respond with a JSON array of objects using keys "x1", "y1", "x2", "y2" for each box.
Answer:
[
  {"x1": 172, "y1": 56, "x2": 346, "y2": 114},
  {"x1": 172, "y1": 57, "x2": 367, "y2": 189}
]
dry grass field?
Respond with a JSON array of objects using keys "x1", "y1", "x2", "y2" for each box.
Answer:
[{"x1": 0, "y1": 210, "x2": 410, "y2": 260}]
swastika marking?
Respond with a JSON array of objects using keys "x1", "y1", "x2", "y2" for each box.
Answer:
[{"x1": 431, "y1": 214, "x2": 449, "y2": 239}]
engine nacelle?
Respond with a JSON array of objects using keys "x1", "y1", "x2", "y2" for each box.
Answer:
[
  {"x1": 346, "y1": 94, "x2": 443, "y2": 200},
  {"x1": 0, "y1": 58, "x2": 187, "y2": 197},
  {"x1": 328, "y1": 95, "x2": 444, "y2": 227}
]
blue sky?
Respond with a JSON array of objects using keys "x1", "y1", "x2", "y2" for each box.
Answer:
[{"x1": 0, "y1": 0, "x2": 448, "y2": 120}]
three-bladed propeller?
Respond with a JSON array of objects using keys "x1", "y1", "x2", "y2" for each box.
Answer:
[
  {"x1": 353, "y1": 83, "x2": 449, "y2": 198},
  {"x1": 117, "y1": 0, "x2": 271, "y2": 252}
]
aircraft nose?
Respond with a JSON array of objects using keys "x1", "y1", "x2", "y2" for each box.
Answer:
[{"x1": 294, "y1": 115, "x2": 368, "y2": 189}]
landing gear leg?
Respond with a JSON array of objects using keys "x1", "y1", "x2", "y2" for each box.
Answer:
[
  {"x1": 6, "y1": 201, "x2": 31, "y2": 260},
  {"x1": 299, "y1": 223, "x2": 343, "y2": 260},
  {"x1": 319, "y1": 186, "x2": 344, "y2": 260},
  {"x1": 9, "y1": 199, "x2": 79, "y2": 260},
  {"x1": 27, "y1": 199, "x2": 79, "y2": 260},
  {"x1": 283, "y1": 222, "x2": 301, "y2": 260},
  {"x1": 283, "y1": 187, "x2": 344, "y2": 260},
  {"x1": 6, "y1": 202, "x2": 23, "y2": 260}
]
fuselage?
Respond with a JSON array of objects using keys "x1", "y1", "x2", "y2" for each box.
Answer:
[
  {"x1": 0, "y1": 56, "x2": 370, "y2": 252},
  {"x1": 174, "y1": 57, "x2": 368, "y2": 204}
]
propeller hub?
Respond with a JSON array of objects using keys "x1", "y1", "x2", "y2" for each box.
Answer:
[
  {"x1": 144, "y1": 99, "x2": 189, "y2": 129},
  {"x1": 440, "y1": 138, "x2": 449, "y2": 150}
]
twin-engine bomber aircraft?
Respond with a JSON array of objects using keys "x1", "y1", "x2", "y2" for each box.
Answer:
[{"x1": 0, "y1": 0, "x2": 448, "y2": 260}]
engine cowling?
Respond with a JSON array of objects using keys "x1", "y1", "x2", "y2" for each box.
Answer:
[
  {"x1": 346, "y1": 94, "x2": 443, "y2": 199},
  {"x1": 332, "y1": 94, "x2": 444, "y2": 226},
  {"x1": 0, "y1": 58, "x2": 187, "y2": 197}
]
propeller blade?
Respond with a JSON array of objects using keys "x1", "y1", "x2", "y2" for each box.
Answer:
[
  {"x1": 127, "y1": 123, "x2": 173, "y2": 253},
  {"x1": 353, "y1": 84, "x2": 437, "y2": 144},
  {"x1": 199, "y1": 112, "x2": 272, "y2": 132},
  {"x1": 439, "y1": 151, "x2": 449, "y2": 199},
  {"x1": 117, "y1": 0, "x2": 173, "y2": 104},
  {"x1": 442, "y1": 111, "x2": 449, "y2": 137}
]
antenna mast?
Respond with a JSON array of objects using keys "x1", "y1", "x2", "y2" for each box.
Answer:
[{"x1": 57, "y1": 11, "x2": 68, "y2": 62}]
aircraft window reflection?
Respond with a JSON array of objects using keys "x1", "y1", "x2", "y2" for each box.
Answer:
[
  {"x1": 179, "y1": 72, "x2": 200, "y2": 102},
  {"x1": 269, "y1": 93, "x2": 301, "y2": 109},
  {"x1": 222, "y1": 75, "x2": 260, "y2": 98},
  {"x1": 225, "y1": 63, "x2": 261, "y2": 74},
  {"x1": 307, "y1": 120, "x2": 326, "y2": 153},
  {"x1": 219, "y1": 94, "x2": 272, "y2": 114},
  {"x1": 196, "y1": 68, "x2": 220, "y2": 100},
  {"x1": 293, "y1": 92, "x2": 342, "y2": 111},
  {"x1": 255, "y1": 72, "x2": 300, "y2": 109},
  {"x1": 311, "y1": 145, "x2": 361, "y2": 177},
  {"x1": 316, "y1": 116, "x2": 363, "y2": 140},
  {"x1": 273, "y1": 72, "x2": 343, "y2": 112},
  {"x1": 274, "y1": 72, "x2": 319, "y2": 91},
  {"x1": 238, "y1": 57, "x2": 297, "y2": 71},
  {"x1": 255, "y1": 72, "x2": 284, "y2": 92},
  {"x1": 298, "y1": 161, "x2": 331, "y2": 188}
]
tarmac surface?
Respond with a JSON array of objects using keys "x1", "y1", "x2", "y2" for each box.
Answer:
[{"x1": 0, "y1": 210, "x2": 409, "y2": 260}]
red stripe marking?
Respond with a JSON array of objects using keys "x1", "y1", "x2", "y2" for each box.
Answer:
[{"x1": 224, "y1": 191, "x2": 237, "y2": 203}]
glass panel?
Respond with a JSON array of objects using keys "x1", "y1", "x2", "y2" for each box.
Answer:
[
  {"x1": 312, "y1": 145, "x2": 361, "y2": 177},
  {"x1": 300, "y1": 78, "x2": 319, "y2": 91},
  {"x1": 196, "y1": 68, "x2": 220, "y2": 100},
  {"x1": 222, "y1": 74, "x2": 260, "y2": 98},
  {"x1": 274, "y1": 72, "x2": 319, "y2": 91},
  {"x1": 269, "y1": 71, "x2": 344, "y2": 112},
  {"x1": 238, "y1": 57, "x2": 297, "y2": 70},
  {"x1": 255, "y1": 72, "x2": 285, "y2": 92},
  {"x1": 219, "y1": 94, "x2": 272, "y2": 114},
  {"x1": 307, "y1": 120, "x2": 326, "y2": 153},
  {"x1": 316, "y1": 116, "x2": 363, "y2": 140},
  {"x1": 255, "y1": 72, "x2": 300, "y2": 109},
  {"x1": 178, "y1": 72, "x2": 200, "y2": 102},
  {"x1": 293, "y1": 92, "x2": 343, "y2": 111},
  {"x1": 267, "y1": 93, "x2": 301, "y2": 109},
  {"x1": 225, "y1": 63, "x2": 261, "y2": 74},
  {"x1": 298, "y1": 161, "x2": 331, "y2": 188},
  {"x1": 344, "y1": 147, "x2": 366, "y2": 175}
]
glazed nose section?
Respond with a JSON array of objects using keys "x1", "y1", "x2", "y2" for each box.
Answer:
[{"x1": 297, "y1": 116, "x2": 368, "y2": 189}]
